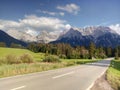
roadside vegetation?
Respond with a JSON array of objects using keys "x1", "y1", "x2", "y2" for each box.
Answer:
[
  {"x1": 0, "y1": 42, "x2": 120, "y2": 79},
  {"x1": 107, "y1": 60, "x2": 120, "y2": 90},
  {"x1": 0, "y1": 47, "x2": 99, "y2": 78}
]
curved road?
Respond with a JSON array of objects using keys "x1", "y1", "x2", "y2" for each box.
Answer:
[{"x1": 0, "y1": 58, "x2": 112, "y2": 90}]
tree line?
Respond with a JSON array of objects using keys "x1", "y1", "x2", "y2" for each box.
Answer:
[
  {"x1": 0, "y1": 42, "x2": 120, "y2": 59},
  {"x1": 27, "y1": 42, "x2": 120, "y2": 59}
]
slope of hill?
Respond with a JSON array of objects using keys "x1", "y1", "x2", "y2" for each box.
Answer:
[
  {"x1": 51, "y1": 27, "x2": 120, "y2": 47},
  {"x1": 0, "y1": 47, "x2": 45, "y2": 61},
  {"x1": 7, "y1": 30, "x2": 37, "y2": 42},
  {"x1": 0, "y1": 30, "x2": 27, "y2": 47}
]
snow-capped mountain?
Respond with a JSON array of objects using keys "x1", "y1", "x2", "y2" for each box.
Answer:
[
  {"x1": 7, "y1": 30, "x2": 37, "y2": 42},
  {"x1": 36, "y1": 31, "x2": 59, "y2": 43},
  {"x1": 5, "y1": 25, "x2": 120, "y2": 47},
  {"x1": 51, "y1": 26, "x2": 120, "y2": 47},
  {"x1": 73, "y1": 26, "x2": 117, "y2": 38},
  {"x1": 0, "y1": 30, "x2": 27, "y2": 46},
  {"x1": 6, "y1": 30, "x2": 59, "y2": 43}
]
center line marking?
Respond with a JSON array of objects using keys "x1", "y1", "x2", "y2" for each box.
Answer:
[
  {"x1": 52, "y1": 71, "x2": 74, "y2": 79},
  {"x1": 11, "y1": 85, "x2": 26, "y2": 90}
]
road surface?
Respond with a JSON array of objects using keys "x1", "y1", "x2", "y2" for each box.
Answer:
[{"x1": 0, "y1": 58, "x2": 112, "y2": 90}]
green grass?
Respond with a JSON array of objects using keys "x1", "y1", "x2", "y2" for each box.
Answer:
[
  {"x1": 0, "y1": 59, "x2": 98, "y2": 78},
  {"x1": 107, "y1": 60, "x2": 120, "y2": 90},
  {"x1": 0, "y1": 47, "x2": 99, "y2": 78},
  {"x1": 0, "y1": 47, "x2": 45, "y2": 61},
  {"x1": 0, "y1": 63, "x2": 68, "y2": 78}
]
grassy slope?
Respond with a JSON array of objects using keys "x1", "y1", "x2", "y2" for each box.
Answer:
[
  {"x1": 0, "y1": 47, "x2": 99, "y2": 78},
  {"x1": 107, "y1": 60, "x2": 120, "y2": 90},
  {"x1": 0, "y1": 47, "x2": 45, "y2": 61}
]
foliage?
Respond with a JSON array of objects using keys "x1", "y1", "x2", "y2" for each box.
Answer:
[
  {"x1": 27, "y1": 43, "x2": 112, "y2": 59},
  {"x1": 0, "y1": 47, "x2": 45, "y2": 62},
  {"x1": 43, "y1": 55, "x2": 61, "y2": 63},
  {"x1": 20, "y1": 53, "x2": 34, "y2": 63},
  {"x1": 0, "y1": 42, "x2": 6, "y2": 47},
  {"x1": 0, "y1": 54, "x2": 34, "y2": 65},
  {"x1": 10, "y1": 43, "x2": 23, "y2": 48},
  {"x1": 5, "y1": 54, "x2": 21, "y2": 64},
  {"x1": 0, "y1": 59, "x2": 98, "y2": 78},
  {"x1": 107, "y1": 60, "x2": 120, "y2": 90}
]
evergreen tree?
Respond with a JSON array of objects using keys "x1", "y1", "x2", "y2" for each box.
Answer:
[
  {"x1": 89, "y1": 42, "x2": 95, "y2": 59},
  {"x1": 106, "y1": 47, "x2": 112, "y2": 57},
  {"x1": 0, "y1": 42, "x2": 6, "y2": 47},
  {"x1": 115, "y1": 47, "x2": 119, "y2": 60}
]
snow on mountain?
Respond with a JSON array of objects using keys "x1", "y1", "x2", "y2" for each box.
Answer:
[
  {"x1": 109, "y1": 24, "x2": 120, "y2": 35},
  {"x1": 6, "y1": 30, "x2": 37, "y2": 42},
  {"x1": 36, "y1": 31, "x2": 59, "y2": 43},
  {"x1": 72, "y1": 26, "x2": 117, "y2": 38},
  {"x1": 6, "y1": 25, "x2": 120, "y2": 45},
  {"x1": 51, "y1": 26, "x2": 120, "y2": 47}
]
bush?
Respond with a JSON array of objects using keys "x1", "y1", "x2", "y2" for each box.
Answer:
[
  {"x1": 0, "y1": 58, "x2": 6, "y2": 65},
  {"x1": 20, "y1": 53, "x2": 34, "y2": 63},
  {"x1": 59, "y1": 54, "x2": 66, "y2": 59},
  {"x1": 43, "y1": 55, "x2": 61, "y2": 63},
  {"x1": 5, "y1": 54, "x2": 21, "y2": 64}
]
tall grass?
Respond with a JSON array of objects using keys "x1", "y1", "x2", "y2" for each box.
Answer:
[
  {"x1": 107, "y1": 60, "x2": 120, "y2": 90},
  {"x1": 0, "y1": 59, "x2": 98, "y2": 78}
]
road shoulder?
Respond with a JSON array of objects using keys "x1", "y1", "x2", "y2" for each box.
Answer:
[{"x1": 90, "y1": 73, "x2": 113, "y2": 90}]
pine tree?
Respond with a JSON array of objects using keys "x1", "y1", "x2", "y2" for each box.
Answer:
[
  {"x1": 106, "y1": 47, "x2": 112, "y2": 57},
  {"x1": 89, "y1": 42, "x2": 95, "y2": 59}
]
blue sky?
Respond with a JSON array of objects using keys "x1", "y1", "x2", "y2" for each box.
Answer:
[{"x1": 0, "y1": 0, "x2": 120, "y2": 35}]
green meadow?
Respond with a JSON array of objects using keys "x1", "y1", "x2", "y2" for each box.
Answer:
[
  {"x1": 0, "y1": 47, "x2": 98, "y2": 78},
  {"x1": 107, "y1": 60, "x2": 120, "y2": 90},
  {"x1": 0, "y1": 47, "x2": 45, "y2": 62}
]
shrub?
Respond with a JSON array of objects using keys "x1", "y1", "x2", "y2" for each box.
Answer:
[
  {"x1": 5, "y1": 54, "x2": 21, "y2": 64},
  {"x1": 59, "y1": 54, "x2": 66, "y2": 59},
  {"x1": 20, "y1": 53, "x2": 34, "y2": 63},
  {"x1": 43, "y1": 55, "x2": 61, "y2": 63},
  {"x1": 0, "y1": 58, "x2": 6, "y2": 65}
]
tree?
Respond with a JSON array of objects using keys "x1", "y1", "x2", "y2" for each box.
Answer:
[
  {"x1": 10, "y1": 43, "x2": 23, "y2": 48},
  {"x1": 106, "y1": 47, "x2": 112, "y2": 57},
  {"x1": 89, "y1": 42, "x2": 95, "y2": 59},
  {"x1": 115, "y1": 47, "x2": 119, "y2": 60},
  {"x1": 97, "y1": 46, "x2": 106, "y2": 59},
  {"x1": 0, "y1": 42, "x2": 6, "y2": 47}
]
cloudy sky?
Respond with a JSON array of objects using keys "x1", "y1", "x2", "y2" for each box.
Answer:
[{"x1": 0, "y1": 0, "x2": 120, "y2": 35}]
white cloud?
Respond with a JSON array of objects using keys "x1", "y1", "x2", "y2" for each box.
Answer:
[
  {"x1": 57, "y1": 3, "x2": 80, "y2": 15},
  {"x1": 109, "y1": 24, "x2": 120, "y2": 35},
  {"x1": 37, "y1": 10, "x2": 64, "y2": 16},
  {"x1": 0, "y1": 15, "x2": 70, "y2": 36},
  {"x1": 59, "y1": 12, "x2": 65, "y2": 16}
]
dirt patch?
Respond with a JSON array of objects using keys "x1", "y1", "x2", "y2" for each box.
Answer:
[{"x1": 90, "y1": 73, "x2": 114, "y2": 90}]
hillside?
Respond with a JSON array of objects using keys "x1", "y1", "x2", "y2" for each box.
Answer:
[
  {"x1": 51, "y1": 27, "x2": 120, "y2": 47},
  {"x1": 0, "y1": 30, "x2": 27, "y2": 47},
  {"x1": 0, "y1": 47, "x2": 45, "y2": 61}
]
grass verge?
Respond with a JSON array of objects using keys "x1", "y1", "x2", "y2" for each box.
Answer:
[
  {"x1": 106, "y1": 60, "x2": 120, "y2": 90},
  {"x1": 0, "y1": 59, "x2": 99, "y2": 78}
]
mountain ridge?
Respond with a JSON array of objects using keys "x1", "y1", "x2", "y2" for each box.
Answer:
[{"x1": 0, "y1": 30, "x2": 27, "y2": 47}]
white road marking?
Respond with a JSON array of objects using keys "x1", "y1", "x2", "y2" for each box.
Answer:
[
  {"x1": 52, "y1": 71, "x2": 74, "y2": 79},
  {"x1": 11, "y1": 86, "x2": 26, "y2": 90}
]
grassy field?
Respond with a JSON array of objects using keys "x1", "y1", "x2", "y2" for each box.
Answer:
[
  {"x1": 0, "y1": 47, "x2": 99, "y2": 78},
  {"x1": 107, "y1": 60, "x2": 120, "y2": 90},
  {"x1": 0, "y1": 47, "x2": 45, "y2": 61}
]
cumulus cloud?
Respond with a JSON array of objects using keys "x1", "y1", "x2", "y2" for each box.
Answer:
[
  {"x1": 57, "y1": 3, "x2": 80, "y2": 15},
  {"x1": 37, "y1": 10, "x2": 64, "y2": 16},
  {"x1": 0, "y1": 15, "x2": 70, "y2": 36},
  {"x1": 109, "y1": 24, "x2": 120, "y2": 35}
]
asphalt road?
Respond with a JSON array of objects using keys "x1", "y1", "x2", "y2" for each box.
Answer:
[{"x1": 0, "y1": 58, "x2": 112, "y2": 90}]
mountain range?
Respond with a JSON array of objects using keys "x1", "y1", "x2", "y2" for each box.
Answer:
[
  {"x1": 1, "y1": 26, "x2": 120, "y2": 47},
  {"x1": 51, "y1": 26, "x2": 120, "y2": 47},
  {"x1": 0, "y1": 30, "x2": 27, "y2": 47}
]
